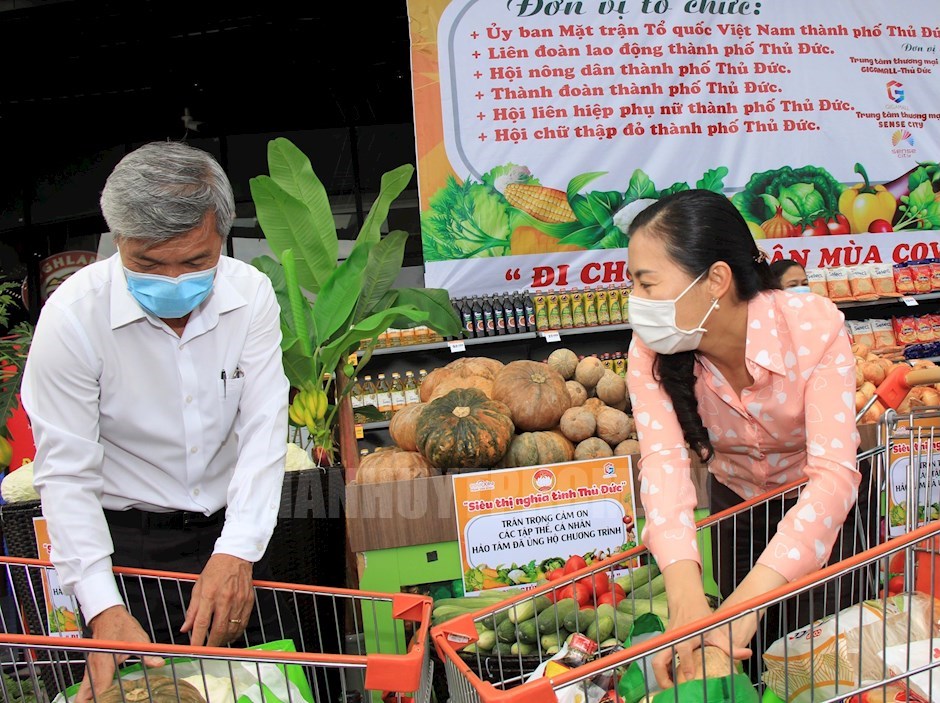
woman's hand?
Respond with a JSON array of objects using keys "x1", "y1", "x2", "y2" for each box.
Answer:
[{"x1": 651, "y1": 561, "x2": 714, "y2": 689}]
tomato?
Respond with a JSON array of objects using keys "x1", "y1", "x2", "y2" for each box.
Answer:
[
  {"x1": 592, "y1": 574, "x2": 612, "y2": 596},
  {"x1": 597, "y1": 591, "x2": 622, "y2": 608},
  {"x1": 804, "y1": 214, "x2": 851, "y2": 236},
  {"x1": 611, "y1": 584, "x2": 627, "y2": 600},
  {"x1": 868, "y1": 219, "x2": 894, "y2": 233},
  {"x1": 557, "y1": 585, "x2": 573, "y2": 601},
  {"x1": 888, "y1": 574, "x2": 906, "y2": 595},
  {"x1": 564, "y1": 555, "x2": 588, "y2": 575},
  {"x1": 547, "y1": 568, "x2": 565, "y2": 582},
  {"x1": 570, "y1": 583, "x2": 593, "y2": 606}
]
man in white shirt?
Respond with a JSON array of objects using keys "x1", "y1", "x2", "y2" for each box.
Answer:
[{"x1": 21, "y1": 141, "x2": 290, "y2": 701}]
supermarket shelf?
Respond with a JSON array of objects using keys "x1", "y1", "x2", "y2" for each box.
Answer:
[
  {"x1": 362, "y1": 322, "x2": 633, "y2": 356},
  {"x1": 837, "y1": 292, "x2": 940, "y2": 310},
  {"x1": 360, "y1": 420, "x2": 391, "y2": 431}
]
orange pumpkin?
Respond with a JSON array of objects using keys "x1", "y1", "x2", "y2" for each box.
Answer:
[
  {"x1": 500, "y1": 431, "x2": 575, "y2": 468},
  {"x1": 419, "y1": 367, "x2": 452, "y2": 403},
  {"x1": 389, "y1": 403, "x2": 426, "y2": 451},
  {"x1": 356, "y1": 448, "x2": 437, "y2": 484},
  {"x1": 99, "y1": 676, "x2": 205, "y2": 703},
  {"x1": 429, "y1": 374, "x2": 494, "y2": 400},
  {"x1": 491, "y1": 360, "x2": 571, "y2": 431},
  {"x1": 445, "y1": 356, "x2": 504, "y2": 380}
]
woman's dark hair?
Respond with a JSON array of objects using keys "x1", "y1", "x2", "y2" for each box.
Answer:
[
  {"x1": 628, "y1": 189, "x2": 779, "y2": 463},
  {"x1": 769, "y1": 258, "x2": 806, "y2": 285}
]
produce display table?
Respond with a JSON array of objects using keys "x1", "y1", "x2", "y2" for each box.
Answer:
[{"x1": 345, "y1": 456, "x2": 712, "y2": 656}]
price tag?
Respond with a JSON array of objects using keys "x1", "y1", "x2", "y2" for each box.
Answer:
[
  {"x1": 355, "y1": 424, "x2": 364, "y2": 439},
  {"x1": 543, "y1": 330, "x2": 562, "y2": 343},
  {"x1": 902, "y1": 296, "x2": 919, "y2": 307},
  {"x1": 347, "y1": 354, "x2": 359, "y2": 367},
  {"x1": 448, "y1": 340, "x2": 466, "y2": 353}
]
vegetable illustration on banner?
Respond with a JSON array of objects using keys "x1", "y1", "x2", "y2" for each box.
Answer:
[
  {"x1": 452, "y1": 456, "x2": 638, "y2": 595},
  {"x1": 409, "y1": 0, "x2": 940, "y2": 296}
]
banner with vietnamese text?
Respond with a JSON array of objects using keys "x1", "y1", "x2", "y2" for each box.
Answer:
[{"x1": 408, "y1": 0, "x2": 940, "y2": 296}]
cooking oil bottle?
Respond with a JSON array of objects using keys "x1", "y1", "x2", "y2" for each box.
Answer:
[
  {"x1": 596, "y1": 287, "x2": 611, "y2": 326},
  {"x1": 375, "y1": 373, "x2": 393, "y2": 420},
  {"x1": 390, "y1": 372, "x2": 406, "y2": 414},
  {"x1": 546, "y1": 289, "x2": 561, "y2": 329},
  {"x1": 404, "y1": 370, "x2": 420, "y2": 406},
  {"x1": 571, "y1": 289, "x2": 586, "y2": 327},
  {"x1": 584, "y1": 289, "x2": 598, "y2": 326},
  {"x1": 559, "y1": 289, "x2": 574, "y2": 329},
  {"x1": 359, "y1": 375, "x2": 378, "y2": 419},
  {"x1": 607, "y1": 286, "x2": 623, "y2": 324}
]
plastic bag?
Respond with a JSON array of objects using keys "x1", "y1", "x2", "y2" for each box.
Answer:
[
  {"x1": 54, "y1": 639, "x2": 314, "y2": 703},
  {"x1": 876, "y1": 637, "x2": 940, "y2": 702}
]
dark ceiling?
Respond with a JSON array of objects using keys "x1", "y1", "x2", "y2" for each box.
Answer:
[{"x1": 0, "y1": 0, "x2": 414, "y2": 156}]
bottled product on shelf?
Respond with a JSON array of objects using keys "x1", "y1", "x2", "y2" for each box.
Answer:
[
  {"x1": 375, "y1": 373, "x2": 393, "y2": 419},
  {"x1": 492, "y1": 294, "x2": 506, "y2": 336},
  {"x1": 390, "y1": 372, "x2": 406, "y2": 413},
  {"x1": 359, "y1": 375, "x2": 378, "y2": 421},
  {"x1": 404, "y1": 370, "x2": 420, "y2": 405},
  {"x1": 350, "y1": 377, "x2": 365, "y2": 423}
]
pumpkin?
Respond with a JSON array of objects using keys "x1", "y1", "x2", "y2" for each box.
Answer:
[
  {"x1": 415, "y1": 388, "x2": 515, "y2": 470},
  {"x1": 574, "y1": 437, "x2": 613, "y2": 460},
  {"x1": 446, "y1": 356, "x2": 504, "y2": 380},
  {"x1": 99, "y1": 676, "x2": 206, "y2": 703},
  {"x1": 574, "y1": 356, "x2": 605, "y2": 389},
  {"x1": 356, "y1": 449, "x2": 437, "y2": 484},
  {"x1": 419, "y1": 367, "x2": 452, "y2": 403},
  {"x1": 430, "y1": 374, "x2": 494, "y2": 400},
  {"x1": 546, "y1": 348, "x2": 579, "y2": 380},
  {"x1": 566, "y1": 380, "x2": 588, "y2": 407},
  {"x1": 389, "y1": 402, "x2": 426, "y2": 451},
  {"x1": 596, "y1": 408, "x2": 633, "y2": 446},
  {"x1": 559, "y1": 407, "x2": 596, "y2": 442},
  {"x1": 595, "y1": 370, "x2": 626, "y2": 406},
  {"x1": 491, "y1": 360, "x2": 571, "y2": 431},
  {"x1": 614, "y1": 439, "x2": 641, "y2": 456},
  {"x1": 500, "y1": 430, "x2": 575, "y2": 468}
]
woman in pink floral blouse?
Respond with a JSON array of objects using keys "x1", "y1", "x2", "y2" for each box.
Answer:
[{"x1": 625, "y1": 189, "x2": 863, "y2": 687}]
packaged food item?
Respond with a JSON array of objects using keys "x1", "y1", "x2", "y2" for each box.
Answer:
[
  {"x1": 911, "y1": 261, "x2": 933, "y2": 294},
  {"x1": 930, "y1": 313, "x2": 940, "y2": 342},
  {"x1": 870, "y1": 318, "x2": 899, "y2": 351},
  {"x1": 916, "y1": 314, "x2": 935, "y2": 343},
  {"x1": 894, "y1": 264, "x2": 916, "y2": 295},
  {"x1": 869, "y1": 263, "x2": 901, "y2": 298},
  {"x1": 848, "y1": 266, "x2": 879, "y2": 301},
  {"x1": 825, "y1": 267, "x2": 853, "y2": 301},
  {"x1": 931, "y1": 259, "x2": 940, "y2": 291},
  {"x1": 806, "y1": 268, "x2": 828, "y2": 297},
  {"x1": 894, "y1": 315, "x2": 919, "y2": 346},
  {"x1": 876, "y1": 637, "x2": 940, "y2": 702},
  {"x1": 847, "y1": 319, "x2": 876, "y2": 349},
  {"x1": 762, "y1": 592, "x2": 940, "y2": 703}
]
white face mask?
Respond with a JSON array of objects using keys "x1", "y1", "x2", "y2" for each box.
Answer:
[
  {"x1": 628, "y1": 271, "x2": 719, "y2": 354},
  {"x1": 789, "y1": 285, "x2": 812, "y2": 294}
]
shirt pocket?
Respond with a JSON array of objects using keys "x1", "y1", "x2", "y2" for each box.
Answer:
[{"x1": 218, "y1": 375, "x2": 246, "y2": 403}]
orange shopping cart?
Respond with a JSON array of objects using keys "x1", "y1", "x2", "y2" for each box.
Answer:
[
  {"x1": 431, "y1": 405, "x2": 940, "y2": 703},
  {"x1": 0, "y1": 558, "x2": 433, "y2": 703}
]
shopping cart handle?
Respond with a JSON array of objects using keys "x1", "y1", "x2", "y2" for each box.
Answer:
[{"x1": 903, "y1": 366, "x2": 940, "y2": 387}]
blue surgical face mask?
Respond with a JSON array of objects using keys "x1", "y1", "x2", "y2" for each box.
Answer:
[
  {"x1": 124, "y1": 266, "x2": 217, "y2": 319},
  {"x1": 789, "y1": 285, "x2": 812, "y2": 294}
]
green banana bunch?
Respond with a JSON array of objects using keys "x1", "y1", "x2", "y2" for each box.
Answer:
[{"x1": 288, "y1": 388, "x2": 329, "y2": 430}]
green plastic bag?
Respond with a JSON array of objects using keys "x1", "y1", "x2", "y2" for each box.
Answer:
[
  {"x1": 616, "y1": 612, "x2": 667, "y2": 703},
  {"x1": 650, "y1": 673, "x2": 759, "y2": 703},
  {"x1": 54, "y1": 639, "x2": 315, "y2": 703}
]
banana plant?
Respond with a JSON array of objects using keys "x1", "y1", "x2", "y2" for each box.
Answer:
[{"x1": 250, "y1": 137, "x2": 461, "y2": 463}]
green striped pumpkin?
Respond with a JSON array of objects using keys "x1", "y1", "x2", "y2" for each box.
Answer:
[{"x1": 415, "y1": 388, "x2": 514, "y2": 470}]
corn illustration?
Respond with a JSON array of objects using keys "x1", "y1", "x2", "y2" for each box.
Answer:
[{"x1": 504, "y1": 183, "x2": 577, "y2": 224}]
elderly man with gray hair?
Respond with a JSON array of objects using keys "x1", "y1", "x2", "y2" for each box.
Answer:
[{"x1": 21, "y1": 141, "x2": 290, "y2": 701}]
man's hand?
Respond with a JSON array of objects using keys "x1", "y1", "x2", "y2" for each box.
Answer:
[
  {"x1": 181, "y1": 553, "x2": 254, "y2": 647},
  {"x1": 76, "y1": 606, "x2": 164, "y2": 703}
]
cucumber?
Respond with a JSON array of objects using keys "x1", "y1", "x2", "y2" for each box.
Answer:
[
  {"x1": 586, "y1": 615, "x2": 614, "y2": 643},
  {"x1": 537, "y1": 598, "x2": 578, "y2": 635},
  {"x1": 477, "y1": 609, "x2": 510, "y2": 632},
  {"x1": 541, "y1": 632, "x2": 562, "y2": 650},
  {"x1": 564, "y1": 607, "x2": 598, "y2": 634},
  {"x1": 511, "y1": 642, "x2": 535, "y2": 656},
  {"x1": 600, "y1": 638, "x2": 620, "y2": 649},
  {"x1": 612, "y1": 611, "x2": 633, "y2": 641},
  {"x1": 507, "y1": 595, "x2": 553, "y2": 624},
  {"x1": 632, "y1": 573, "x2": 666, "y2": 601},
  {"x1": 545, "y1": 645, "x2": 560, "y2": 656},
  {"x1": 477, "y1": 629, "x2": 497, "y2": 651},
  {"x1": 596, "y1": 603, "x2": 617, "y2": 622},
  {"x1": 516, "y1": 618, "x2": 539, "y2": 645},
  {"x1": 493, "y1": 642, "x2": 513, "y2": 656},
  {"x1": 496, "y1": 616, "x2": 518, "y2": 644},
  {"x1": 614, "y1": 562, "x2": 661, "y2": 594},
  {"x1": 463, "y1": 643, "x2": 478, "y2": 654}
]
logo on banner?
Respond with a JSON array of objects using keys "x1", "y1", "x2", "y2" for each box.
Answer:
[
  {"x1": 603, "y1": 462, "x2": 617, "y2": 478},
  {"x1": 891, "y1": 129, "x2": 917, "y2": 159},
  {"x1": 886, "y1": 80, "x2": 905, "y2": 104},
  {"x1": 532, "y1": 468, "x2": 556, "y2": 492}
]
